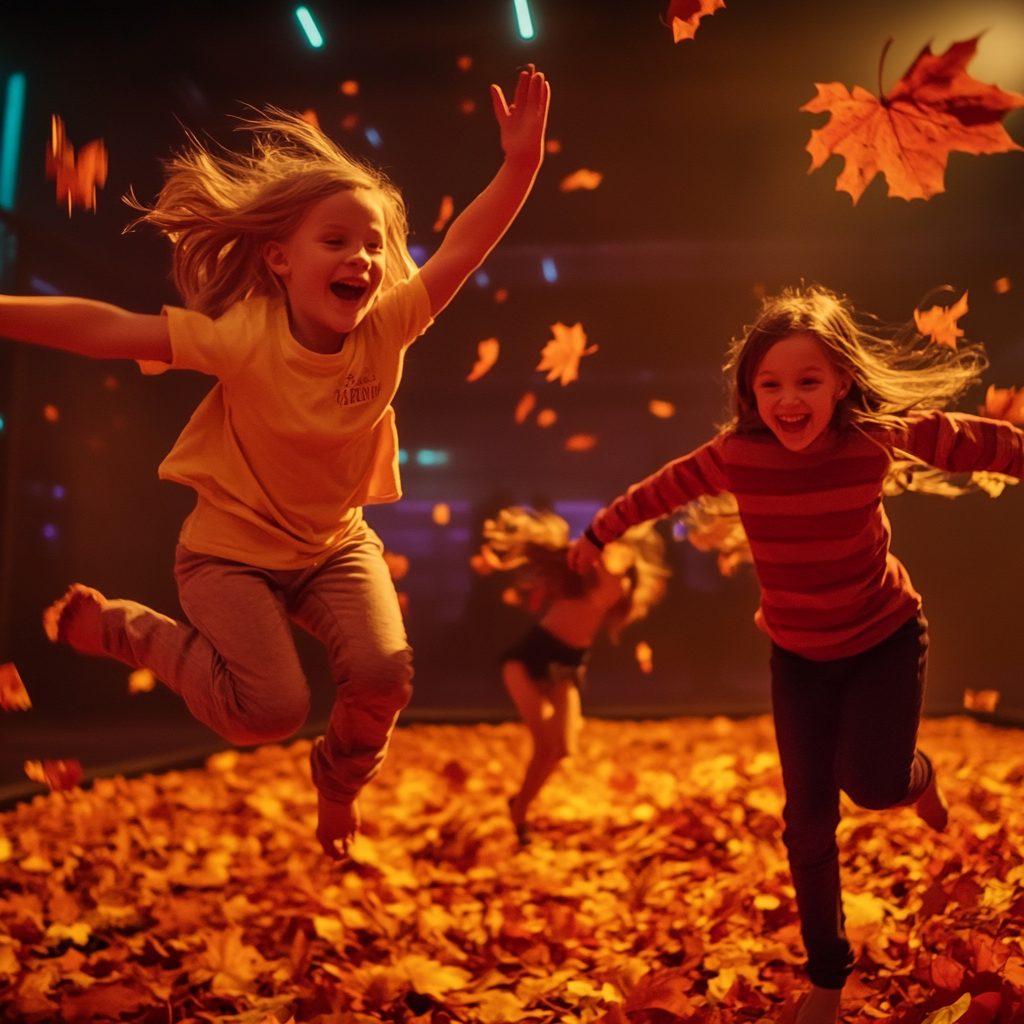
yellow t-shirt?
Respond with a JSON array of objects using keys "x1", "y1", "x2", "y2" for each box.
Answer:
[{"x1": 139, "y1": 274, "x2": 433, "y2": 569}]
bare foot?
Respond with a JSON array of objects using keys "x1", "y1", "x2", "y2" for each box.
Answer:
[
  {"x1": 317, "y1": 793, "x2": 360, "y2": 860},
  {"x1": 42, "y1": 584, "x2": 111, "y2": 657},
  {"x1": 915, "y1": 771, "x2": 948, "y2": 832},
  {"x1": 794, "y1": 985, "x2": 842, "y2": 1024}
]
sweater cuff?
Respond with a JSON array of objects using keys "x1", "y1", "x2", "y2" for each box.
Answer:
[{"x1": 584, "y1": 526, "x2": 606, "y2": 550}]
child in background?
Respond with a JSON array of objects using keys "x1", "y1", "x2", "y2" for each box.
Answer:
[
  {"x1": 472, "y1": 506, "x2": 669, "y2": 843},
  {"x1": 568, "y1": 286, "x2": 1024, "y2": 1023},
  {"x1": 1, "y1": 66, "x2": 550, "y2": 858}
]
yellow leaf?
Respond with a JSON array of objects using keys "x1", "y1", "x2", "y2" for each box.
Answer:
[{"x1": 921, "y1": 993, "x2": 971, "y2": 1024}]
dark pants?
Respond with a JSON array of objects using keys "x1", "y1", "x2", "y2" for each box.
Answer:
[{"x1": 770, "y1": 612, "x2": 932, "y2": 990}]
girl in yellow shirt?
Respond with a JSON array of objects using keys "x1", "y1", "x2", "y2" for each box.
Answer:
[{"x1": 1, "y1": 66, "x2": 550, "y2": 859}]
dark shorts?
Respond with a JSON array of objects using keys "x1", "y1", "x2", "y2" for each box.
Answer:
[{"x1": 501, "y1": 625, "x2": 588, "y2": 694}]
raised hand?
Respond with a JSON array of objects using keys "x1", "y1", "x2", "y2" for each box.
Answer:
[
  {"x1": 490, "y1": 64, "x2": 550, "y2": 169},
  {"x1": 567, "y1": 534, "x2": 603, "y2": 575}
]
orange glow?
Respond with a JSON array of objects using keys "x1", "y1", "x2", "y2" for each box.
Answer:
[
  {"x1": 536, "y1": 409, "x2": 557, "y2": 427},
  {"x1": 514, "y1": 392, "x2": 536, "y2": 424},
  {"x1": 565, "y1": 433, "x2": 597, "y2": 451},
  {"x1": 43, "y1": 405, "x2": 59, "y2": 423},
  {"x1": 432, "y1": 503, "x2": 451, "y2": 526},
  {"x1": 340, "y1": 80, "x2": 359, "y2": 96},
  {"x1": 649, "y1": 399, "x2": 676, "y2": 419}
]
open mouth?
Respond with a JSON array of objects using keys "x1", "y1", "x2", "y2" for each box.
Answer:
[
  {"x1": 775, "y1": 413, "x2": 811, "y2": 434},
  {"x1": 330, "y1": 280, "x2": 368, "y2": 302}
]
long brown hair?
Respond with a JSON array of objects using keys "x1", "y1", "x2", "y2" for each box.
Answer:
[
  {"x1": 127, "y1": 110, "x2": 415, "y2": 318},
  {"x1": 724, "y1": 284, "x2": 987, "y2": 433}
]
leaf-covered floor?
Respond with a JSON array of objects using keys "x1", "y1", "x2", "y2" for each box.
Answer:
[{"x1": 1, "y1": 715, "x2": 1022, "y2": 1024}]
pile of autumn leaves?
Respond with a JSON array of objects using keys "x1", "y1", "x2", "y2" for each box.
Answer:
[{"x1": 0, "y1": 715, "x2": 1022, "y2": 1024}]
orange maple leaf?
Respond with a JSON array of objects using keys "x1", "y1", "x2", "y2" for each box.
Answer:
[
  {"x1": 466, "y1": 337, "x2": 499, "y2": 381},
  {"x1": 663, "y1": 0, "x2": 725, "y2": 43},
  {"x1": 649, "y1": 399, "x2": 676, "y2": 419},
  {"x1": 24, "y1": 758, "x2": 84, "y2": 791},
  {"x1": 635, "y1": 641, "x2": 654, "y2": 674},
  {"x1": 514, "y1": 391, "x2": 536, "y2": 423},
  {"x1": 914, "y1": 291, "x2": 968, "y2": 349},
  {"x1": 46, "y1": 116, "x2": 108, "y2": 214},
  {"x1": 0, "y1": 662, "x2": 31, "y2": 711},
  {"x1": 979, "y1": 384, "x2": 1024, "y2": 425},
  {"x1": 537, "y1": 322, "x2": 597, "y2": 385},
  {"x1": 559, "y1": 169, "x2": 603, "y2": 192},
  {"x1": 801, "y1": 37, "x2": 1024, "y2": 204},
  {"x1": 433, "y1": 195, "x2": 454, "y2": 232}
]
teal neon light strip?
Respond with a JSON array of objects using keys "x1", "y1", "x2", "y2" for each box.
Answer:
[
  {"x1": 295, "y1": 7, "x2": 324, "y2": 48},
  {"x1": 513, "y1": 0, "x2": 535, "y2": 39},
  {"x1": 0, "y1": 73, "x2": 26, "y2": 211}
]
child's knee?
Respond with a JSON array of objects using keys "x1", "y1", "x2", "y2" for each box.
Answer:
[{"x1": 221, "y1": 692, "x2": 311, "y2": 746}]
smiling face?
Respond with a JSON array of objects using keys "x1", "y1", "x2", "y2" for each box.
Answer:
[
  {"x1": 263, "y1": 188, "x2": 387, "y2": 353},
  {"x1": 752, "y1": 331, "x2": 851, "y2": 452}
]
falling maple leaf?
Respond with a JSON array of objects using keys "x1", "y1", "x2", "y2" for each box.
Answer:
[
  {"x1": 432, "y1": 503, "x2": 451, "y2": 526},
  {"x1": 383, "y1": 551, "x2": 410, "y2": 579},
  {"x1": 801, "y1": 37, "x2": 1024, "y2": 204},
  {"x1": 514, "y1": 391, "x2": 537, "y2": 423},
  {"x1": 24, "y1": 759, "x2": 83, "y2": 791},
  {"x1": 43, "y1": 404, "x2": 59, "y2": 422},
  {"x1": 663, "y1": 0, "x2": 726, "y2": 43},
  {"x1": 963, "y1": 688, "x2": 1000, "y2": 713},
  {"x1": 635, "y1": 641, "x2": 654, "y2": 674},
  {"x1": 915, "y1": 291, "x2": 968, "y2": 349},
  {"x1": 537, "y1": 322, "x2": 598, "y2": 386},
  {"x1": 565, "y1": 433, "x2": 597, "y2": 451},
  {"x1": 466, "y1": 337, "x2": 499, "y2": 381},
  {"x1": 46, "y1": 115, "x2": 107, "y2": 214},
  {"x1": 537, "y1": 408, "x2": 557, "y2": 427},
  {"x1": 0, "y1": 662, "x2": 31, "y2": 711},
  {"x1": 978, "y1": 384, "x2": 1024, "y2": 425},
  {"x1": 649, "y1": 399, "x2": 676, "y2": 419},
  {"x1": 559, "y1": 169, "x2": 603, "y2": 192},
  {"x1": 994, "y1": 277, "x2": 1011, "y2": 294},
  {"x1": 433, "y1": 195, "x2": 454, "y2": 232},
  {"x1": 340, "y1": 80, "x2": 359, "y2": 96},
  {"x1": 127, "y1": 668, "x2": 156, "y2": 694}
]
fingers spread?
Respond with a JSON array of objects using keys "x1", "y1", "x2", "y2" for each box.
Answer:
[{"x1": 490, "y1": 83, "x2": 510, "y2": 119}]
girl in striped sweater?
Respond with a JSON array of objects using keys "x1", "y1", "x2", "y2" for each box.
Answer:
[{"x1": 568, "y1": 286, "x2": 1024, "y2": 1024}]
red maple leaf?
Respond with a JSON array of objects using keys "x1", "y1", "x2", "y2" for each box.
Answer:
[
  {"x1": 801, "y1": 37, "x2": 1024, "y2": 203},
  {"x1": 663, "y1": 0, "x2": 725, "y2": 43}
]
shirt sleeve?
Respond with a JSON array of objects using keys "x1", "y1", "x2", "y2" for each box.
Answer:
[
  {"x1": 590, "y1": 435, "x2": 730, "y2": 544},
  {"x1": 367, "y1": 273, "x2": 434, "y2": 352},
  {"x1": 136, "y1": 303, "x2": 258, "y2": 378},
  {"x1": 895, "y1": 411, "x2": 1024, "y2": 478}
]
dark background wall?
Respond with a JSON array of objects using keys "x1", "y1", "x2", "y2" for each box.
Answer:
[{"x1": 1, "y1": 0, "x2": 1022, "y2": 786}]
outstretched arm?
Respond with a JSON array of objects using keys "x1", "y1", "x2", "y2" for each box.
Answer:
[
  {"x1": 0, "y1": 295, "x2": 171, "y2": 362},
  {"x1": 419, "y1": 65, "x2": 550, "y2": 317},
  {"x1": 899, "y1": 411, "x2": 1024, "y2": 478},
  {"x1": 568, "y1": 439, "x2": 729, "y2": 573}
]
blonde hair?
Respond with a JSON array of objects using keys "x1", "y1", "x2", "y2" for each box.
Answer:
[
  {"x1": 470, "y1": 507, "x2": 670, "y2": 641},
  {"x1": 725, "y1": 284, "x2": 987, "y2": 433},
  {"x1": 127, "y1": 109, "x2": 416, "y2": 318}
]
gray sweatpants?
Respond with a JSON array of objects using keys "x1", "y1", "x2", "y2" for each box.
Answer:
[{"x1": 81, "y1": 517, "x2": 412, "y2": 803}]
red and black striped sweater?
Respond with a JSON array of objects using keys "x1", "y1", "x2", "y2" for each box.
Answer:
[{"x1": 589, "y1": 411, "x2": 1024, "y2": 661}]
